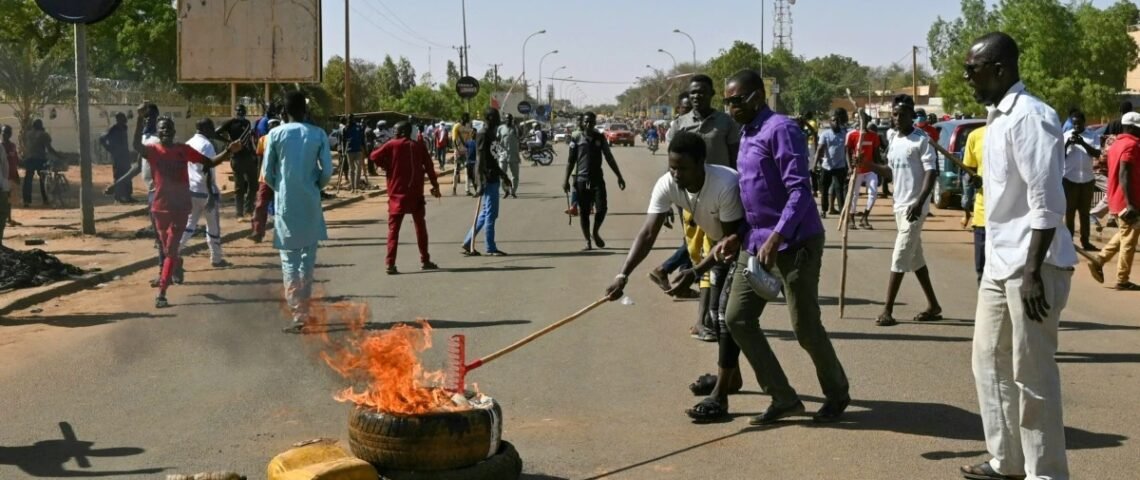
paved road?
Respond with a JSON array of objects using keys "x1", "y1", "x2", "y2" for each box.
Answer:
[{"x1": 1, "y1": 143, "x2": 1137, "y2": 479}]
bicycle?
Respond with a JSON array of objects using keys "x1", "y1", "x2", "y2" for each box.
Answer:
[{"x1": 37, "y1": 161, "x2": 70, "y2": 208}]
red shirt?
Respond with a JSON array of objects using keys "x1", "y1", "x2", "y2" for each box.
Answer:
[
  {"x1": 370, "y1": 137, "x2": 438, "y2": 215},
  {"x1": 143, "y1": 143, "x2": 210, "y2": 213},
  {"x1": 917, "y1": 122, "x2": 940, "y2": 143},
  {"x1": 1107, "y1": 133, "x2": 1140, "y2": 214},
  {"x1": 3, "y1": 141, "x2": 18, "y2": 181},
  {"x1": 845, "y1": 129, "x2": 880, "y2": 174}
]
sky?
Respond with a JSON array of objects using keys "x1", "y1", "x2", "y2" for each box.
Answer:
[{"x1": 319, "y1": 0, "x2": 1121, "y2": 105}]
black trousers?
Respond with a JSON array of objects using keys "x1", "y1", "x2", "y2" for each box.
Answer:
[
  {"x1": 575, "y1": 180, "x2": 608, "y2": 241},
  {"x1": 231, "y1": 157, "x2": 259, "y2": 216},
  {"x1": 819, "y1": 167, "x2": 848, "y2": 213},
  {"x1": 21, "y1": 157, "x2": 48, "y2": 206},
  {"x1": 1063, "y1": 178, "x2": 1094, "y2": 244}
]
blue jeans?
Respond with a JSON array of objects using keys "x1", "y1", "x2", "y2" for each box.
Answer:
[
  {"x1": 464, "y1": 180, "x2": 500, "y2": 252},
  {"x1": 660, "y1": 240, "x2": 692, "y2": 274},
  {"x1": 962, "y1": 174, "x2": 977, "y2": 212},
  {"x1": 280, "y1": 244, "x2": 318, "y2": 317}
]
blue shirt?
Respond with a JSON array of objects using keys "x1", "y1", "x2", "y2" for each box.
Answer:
[
  {"x1": 262, "y1": 122, "x2": 334, "y2": 250},
  {"x1": 466, "y1": 139, "x2": 477, "y2": 166},
  {"x1": 345, "y1": 123, "x2": 364, "y2": 153},
  {"x1": 737, "y1": 107, "x2": 824, "y2": 253},
  {"x1": 818, "y1": 127, "x2": 848, "y2": 171}
]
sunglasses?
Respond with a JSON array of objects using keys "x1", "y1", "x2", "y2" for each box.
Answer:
[{"x1": 722, "y1": 89, "x2": 759, "y2": 107}]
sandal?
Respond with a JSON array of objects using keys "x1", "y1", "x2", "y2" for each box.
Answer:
[
  {"x1": 673, "y1": 288, "x2": 701, "y2": 299},
  {"x1": 692, "y1": 326, "x2": 718, "y2": 342},
  {"x1": 688, "y1": 373, "x2": 744, "y2": 397},
  {"x1": 1115, "y1": 281, "x2": 1140, "y2": 291},
  {"x1": 685, "y1": 397, "x2": 729, "y2": 423},
  {"x1": 461, "y1": 248, "x2": 482, "y2": 257},
  {"x1": 960, "y1": 462, "x2": 1025, "y2": 480},
  {"x1": 647, "y1": 270, "x2": 672, "y2": 291},
  {"x1": 486, "y1": 250, "x2": 509, "y2": 256},
  {"x1": 875, "y1": 313, "x2": 897, "y2": 327},
  {"x1": 914, "y1": 310, "x2": 943, "y2": 322}
]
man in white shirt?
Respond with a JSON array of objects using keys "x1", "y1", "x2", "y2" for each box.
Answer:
[
  {"x1": 179, "y1": 118, "x2": 228, "y2": 268},
  {"x1": 603, "y1": 131, "x2": 745, "y2": 423},
  {"x1": 876, "y1": 94, "x2": 942, "y2": 327},
  {"x1": 960, "y1": 32, "x2": 1078, "y2": 480},
  {"x1": 1061, "y1": 110, "x2": 1100, "y2": 251}
]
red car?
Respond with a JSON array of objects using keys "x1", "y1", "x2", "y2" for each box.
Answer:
[{"x1": 603, "y1": 123, "x2": 635, "y2": 147}]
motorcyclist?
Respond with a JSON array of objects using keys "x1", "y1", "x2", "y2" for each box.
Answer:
[{"x1": 645, "y1": 124, "x2": 660, "y2": 153}]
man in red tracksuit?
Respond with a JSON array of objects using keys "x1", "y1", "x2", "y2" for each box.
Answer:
[
  {"x1": 370, "y1": 121, "x2": 441, "y2": 274},
  {"x1": 108, "y1": 105, "x2": 243, "y2": 308}
]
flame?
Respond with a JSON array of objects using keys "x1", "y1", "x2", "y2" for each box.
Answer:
[{"x1": 318, "y1": 318, "x2": 461, "y2": 415}]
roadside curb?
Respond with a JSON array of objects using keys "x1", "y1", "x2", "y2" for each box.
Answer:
[{"x1": 0, "y1": 184, "x2": 397, "y2": 316}]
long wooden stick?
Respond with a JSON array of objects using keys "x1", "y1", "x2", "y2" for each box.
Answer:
[
  {"x1": 837, "y1": 117, "x2": 866, "y2": 318},
  {"x1": 466, "y1": 297, "x2": 608, "y2": 370}
]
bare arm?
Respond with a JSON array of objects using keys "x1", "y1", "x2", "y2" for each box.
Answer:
[
  {"x1": 601, "y1": 140, "x2": 624, "y2": 185},
  {"x1": 605, "y1": 213, "x2": 668, "y2": 300}
]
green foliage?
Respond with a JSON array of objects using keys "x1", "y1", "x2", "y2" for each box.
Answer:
[
  {"x1": 705, "y1": 41, "x2": 766, "y2": 91},
  {"x1": 445, "y1": 60, "x2": 460, "y2": 86},
  {"x1": 928, "y1": 0, "x2": 1139, "y2": 118},
  {"x1": 0, "y1": 43, "x2": 71, "y2": 149}
]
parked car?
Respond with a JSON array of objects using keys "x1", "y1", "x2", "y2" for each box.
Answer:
[
  {"x1": 932, "y1": 119, "x2": 987, "y2": 209},
  {"x1": 604, "y1": 123, "x2": 635, "y2": 147}
]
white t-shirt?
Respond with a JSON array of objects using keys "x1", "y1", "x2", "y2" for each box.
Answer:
[
  {"x1": 888, "y1": 128, "x2": 937, "y2": 214},
  {"x1": 647, "y1": 164, "x2": 744, "y2": 240},
  {"x1": 185, "y1": 133, "x2": 219, "y2": 195},
  {"x1": 1062, "y1": 129, "x2": 1097, "y2": 184}
]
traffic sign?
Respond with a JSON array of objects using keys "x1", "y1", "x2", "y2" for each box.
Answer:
[
  {"x1": 517, "y1": 101, "x2": 533, "y2": 115},
  {"x1": 36, "y1": 0, "x2": 121, "y2": 24},
  {"x1": 455, "y1": 76, "x2": 480, "y2": 99}
]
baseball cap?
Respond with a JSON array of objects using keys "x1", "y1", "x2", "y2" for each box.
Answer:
[{"x1": 1122, "y1": 112, "x2": 1140, "y2": 127}]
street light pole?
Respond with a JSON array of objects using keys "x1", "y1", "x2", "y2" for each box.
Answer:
[
  {"x1": 522, "y1": 29, "x2": 546, "y2": 99},
  {"x1": 538, "y1": 49, "x2": 559, "y2": 101},
  {"x1": 657, "y1": 49, "x2": 677, "y2": 71},
  {"x1": 760, "y1": 0, "x2": 765, "y2": 77},
  {"x1": 673, "y1": 29, "x2": 697, "y2": 65}
]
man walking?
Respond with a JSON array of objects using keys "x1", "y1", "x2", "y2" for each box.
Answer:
[
  {"x1": 461, "y1": 107, "x2": 512, "y2": 256},
  {"x1": 250, "y1": 119, "x2": 282, "y2": 243},
  {"x1": 815, "y1": 108, "x2": 849, "y2": 218},
  {"x1": 1087, "y1": 111, "x2": 1140, "y2": 291},
  {"x1": 563, "y1": 111, "x2": 626, "y2": 250},
  {"x1": 21, "y1": 119, "x2": 59, "y2": 207},
  {"x1": 216, "y1": 104, "x2": 257, "y2": 217},
  {"x1": 263, "y1": 91, "x2": 334, "y2": 332},
  {"x1": 434, "y1": 121, "x2": 449, "y2": 171},
  {"x1": 99, "y1": 113, "x2": 135, "y2": 203},
  {"x1": 846, "y1": 112, "x2": 882, "y2": 229},
  {"x1": 370, "y1": 121, "x2": 441, "y2": 274},
  {"x1": 3, "y1": 125, "x2": 20, "y2": 228},
  {"x1": 875, "y1": 95, "x2": 942, "y2": 326},
  {"x1": 497, "y1": 114, "x2": 522, "y2": 198},
  {"x1": 179, "y1": 118, "x2": 229, "y2": 268},
  {"x1": 452, "y1": 113, "x2": 476, "y2": 196},
  {"x1": 715, "y1": 69, "x2": 850, "y2": 425},
  {"x1": 1062, "y1": 110, "x2": 1100, "y2": 251},
  {"x1": 960, "y1": 31, "x2": 1078, "y2": 480}
]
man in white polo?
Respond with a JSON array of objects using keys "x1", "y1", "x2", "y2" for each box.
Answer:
[{"x1": 961, "y1": 32, "x2": 1078, "y2": 480}]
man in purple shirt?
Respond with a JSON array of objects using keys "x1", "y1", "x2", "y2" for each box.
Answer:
[{"x1": 714, "y1": 69, "x2": 850, "y2": 425}]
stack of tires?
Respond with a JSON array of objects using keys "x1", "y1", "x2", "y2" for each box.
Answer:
[{"x1": 348, "y1": 398, "x2": 522, "y2": 480}]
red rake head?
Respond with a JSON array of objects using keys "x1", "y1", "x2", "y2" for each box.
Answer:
[{"x1": 446, "y1": 334, "x2": 467, "y2": 393}]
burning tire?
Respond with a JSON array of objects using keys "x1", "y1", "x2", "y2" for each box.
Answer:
[
  {"x1": 377, "y1": 441, "x2": 521, "y2": 480},
  {"x1": 348, "y1": 399, "x2": 503, "y2": 471}
]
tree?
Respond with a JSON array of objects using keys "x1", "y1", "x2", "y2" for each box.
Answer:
[
  {"x1": 785, "y1": 74, "x2": 833, "y2": 115},
  {"x1": 0, "y1": 44, "x2": 71, "y2": 150},
  {"x1": 378, "y1": 55, "x2": 402, "y2": 101},
  {"x1": 927, "y1": 0, "x2": 998, "y2": 116},
  {"x1": 804, "y1": 54, "x2": 870, "y2": 98},
  {"x1": 322, "y1": 56, "x2": 382, "y2": 114},
  {"x1": 705, "y1": 41, "x2": 766, "y2": 91},
  {"x1": 397, "y1": 56, "x2": 417, "y2": 94},
  {"x1": 445, "y1": 60, "x2": 460, "y2": 86}
]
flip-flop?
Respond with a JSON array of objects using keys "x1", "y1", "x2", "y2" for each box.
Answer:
[
  {"x1": 688, "y1": 373, "x2": 744, "y2": 397},
  {"x1": 685, "y1": 397, "x2": 729, "y2": 423},
  {"x1": 461, "y1": 249, "x2": 481, "y2": 257},
  {"x1": 647, "y1": 271, "x2": 672, "y2": 291},
  {"x1": 914, "y1": 310, "x2": 943, "y2": 322},
  {"x1": 1087, "y1": 260, "x2": 1104, "y2": 284},
  {"x1": 960, "y1": 462, "x2": 1025, "y2": 480},
  {"x1": 875, "y1": 313, "x2": 897, "y2": 327}
]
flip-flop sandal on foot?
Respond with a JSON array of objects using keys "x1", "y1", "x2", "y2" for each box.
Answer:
[
  {"x1": 960, "y1": 462, "x2": 1025, "y2": 480},
  {"x1": 461, "y1": 249, "x2": 482, "y2": 257},
  {"x1": 1115, "y1": 281, "x2": 1140, "y2": 291},
  {"x1": 685, "y1": 397, "x2": 729, "y2": 423},
  {"x1": 875, "y1": 313, "x2": 897, "y2": 326},
  {"x1": 914, "y1": 310, "x2": 943, "y2": 322},
  {"x1": 1087, "y1": 260, "x2": 1104, "y2": 283},
  {"x1": 689, "y1": 374, "x2": 717, "y2": 396}
]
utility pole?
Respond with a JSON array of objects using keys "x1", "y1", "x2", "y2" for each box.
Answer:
[
  {"x1": 344, "y1": 0, "x2": 352, "y2": 116},
  {"x1": 488, "y1": 63, "x2": 502, "y2": 84},
  {"x1": 461, "y1": 0, "x2": 469, "y2": 77},
  {"x1": 75, "y1": 23, "x2": 94, "y2": 234},
  {"x1": 912, "y1": 45, "x2": 919, "y2": 103}
]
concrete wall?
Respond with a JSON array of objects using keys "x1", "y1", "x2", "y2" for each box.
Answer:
[{"x1": 0, "y1": 103, "x2": 229, "y2": 158}]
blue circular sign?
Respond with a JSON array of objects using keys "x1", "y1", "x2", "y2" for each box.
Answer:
[{"x1": 517, "y1": 101, "x2": 533, "y2": 115}]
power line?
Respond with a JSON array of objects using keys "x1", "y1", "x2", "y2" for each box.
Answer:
[
  {"x1": 349, "y1": 4, "x2": 428, "y2": 50},
  {"x1": 361, "y1": 0, "x2": 450, "y2": 49}
]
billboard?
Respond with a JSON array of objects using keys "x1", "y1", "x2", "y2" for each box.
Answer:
[{"x1": 177, "y1": 0, "x2": 322, "y2": 83}]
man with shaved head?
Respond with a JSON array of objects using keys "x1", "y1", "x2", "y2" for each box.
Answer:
[{"x1": 962, "y1": 31, "x2": 1077, "y2": 480}]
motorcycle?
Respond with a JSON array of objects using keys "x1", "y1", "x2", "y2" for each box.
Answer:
[
  {"x1": 646, "y1": 137, "x2": 659, "y2": 155},
  {"x1": 524, "y1": 142, "x2": 556, "y2": 166}
]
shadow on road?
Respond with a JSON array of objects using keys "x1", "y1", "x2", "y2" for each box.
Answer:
[
  {"x1": 0, "y1": 312, "x2": 175, "y2": 328},
  {"x1": 1055, "y1": 351, "x2": 1140, "y2": 364},
  {"x1": 0, "y1": 422, "x2": 166, "y2": 477},
  {"x1": 400, "y1": 266, "x2": 554, "y2": 274},
  {"x1": 182, "y1": 293, "x2": 393, "y2": 307},
  {"x1": 767, "y1": 328, "x2": 970, "y2": 343},
  {"x1": 45, "y1": 250, "x2": 118, "y2": 256},
  {"x1": 222, "y1": 262, "x2": 355, "y2": 271},
  {"x1": 504, "y1": 251, "x2": 618, "y2": 258},
  {"x1": 799, "y1": 395, "x2": 1127, "y2": 450},
  {"x1": 322, "y1": 242, "x2": 386, "y2": 248},
  {"x1": 181, "y1": 278, "x2": 329, "y2": 287},
  {"x1": 580, "y1": 426, "x2": 765, "y2": 479},
  {"x1": 327, "y1": 219, "x2": 383, "y2": 226}
]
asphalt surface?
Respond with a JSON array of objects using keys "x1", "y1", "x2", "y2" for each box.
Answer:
[{"x1": 1, "y1": 142, "x2": 1137, "y2": 479}]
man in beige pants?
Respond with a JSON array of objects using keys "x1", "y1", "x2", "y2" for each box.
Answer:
[{"x1": 1087, "y1": 112, "x2": 1140, "y2": 290}]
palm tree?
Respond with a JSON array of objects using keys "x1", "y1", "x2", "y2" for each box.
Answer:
[{"x1": 0, "y1": 44, "x2": 70, "y2": 151}]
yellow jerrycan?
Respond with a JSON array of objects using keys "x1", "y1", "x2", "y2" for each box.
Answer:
[{"x1": 267, "y1": 438, "x2": 377, "y2": 480}]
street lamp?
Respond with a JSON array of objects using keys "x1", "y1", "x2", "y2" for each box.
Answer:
[
  {"x1": 560, "y1": 75, "x2": 573, "y2": 104},
  {"x1": 521, "y1": 29, "x2": 546, "y2": 97},
  {"x1": 673, "y1": 28, "x2": 697, "y2": 64},
  {"x1": 538, "y1": 49, "x2": 559, "y2": 100},
  {"x1": 657, "y1": 48, "x2": 677, "y2": 71}
]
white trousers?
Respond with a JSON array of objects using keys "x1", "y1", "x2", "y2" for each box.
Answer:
[
  {"x1": 179, "y1": 194, "x2": 223, "y2": 263},
  {"x1": 850, "y1": 171, "x2": 879, "y2": 213},
  {"x1": 972, "y1": 264, "x2": 1072, "y2": 480}
]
